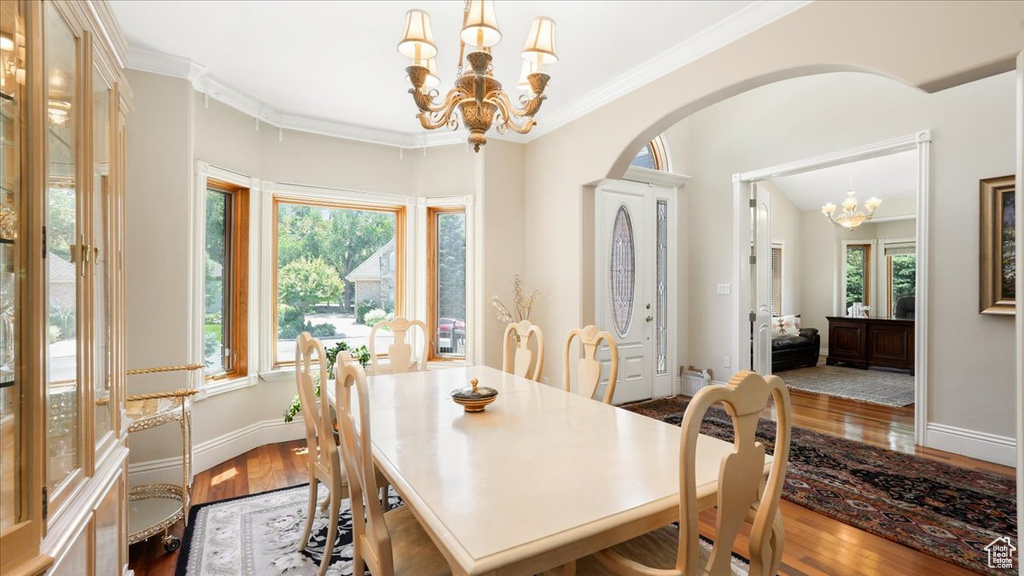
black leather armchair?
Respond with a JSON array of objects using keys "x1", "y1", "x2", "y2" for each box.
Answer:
[{"x1": 771, "y1": 327, "x2": 820, "y2": 372}]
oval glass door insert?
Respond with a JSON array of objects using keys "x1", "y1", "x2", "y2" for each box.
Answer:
[{"x1": 610, "y1": 205, "x2": 635, "y2": 336}]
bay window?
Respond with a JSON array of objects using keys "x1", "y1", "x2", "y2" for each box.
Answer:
[{"x1": 204, "y1": 180, "x2": 249, "y2": 380}]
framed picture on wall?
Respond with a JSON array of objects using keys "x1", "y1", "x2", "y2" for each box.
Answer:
[{"x1": 980, "y1": 174, "x2": 1015, "y2": 315}]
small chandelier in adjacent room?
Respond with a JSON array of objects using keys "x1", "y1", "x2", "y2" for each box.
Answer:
[
  {"x1": 821, "y1": 177, "x2": 881, "y2": 229},
  {"x1": 397, "y1": 0, "x2": 557, "y2": 152}
]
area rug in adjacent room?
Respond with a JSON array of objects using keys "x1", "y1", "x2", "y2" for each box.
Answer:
[
  {"x1": 626, "y1": 396, "x2": 1016, "y2": 576},
  {"x1": 777, "y1": 363, "x2": 915, "y2": 407},
  {"x1": 176, "y1": 483, "x2": 747, "y2": 576}
]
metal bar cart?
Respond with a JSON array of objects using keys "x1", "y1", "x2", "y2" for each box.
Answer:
[{"x1": 124, "y1": 364, "x2": 202, "y2": 553}]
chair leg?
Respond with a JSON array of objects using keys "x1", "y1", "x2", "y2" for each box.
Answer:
[
  {"x1": 353, "y1": 547, "x2": 365, "y2": 576},
  {"x1": 300, "y1": 480, "x2": 317, "y2": 552},
  {"x1": 319, "y1": 488, "x2": 342, "y2": 576},
  {"x1": 561, "y1": 559, "x2": 577, "y2": 576}
]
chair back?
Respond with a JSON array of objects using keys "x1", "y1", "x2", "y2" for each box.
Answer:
[
  {"x1": 563, "y1": 325, "x2": 619, "y2": 404},
  {"x1": 295, "y1": 333, "x2": 342, "y2": 484},
  {"x1": 895, "y1": 296, "x2": 915, "y2": 319},
  {"x1": 335, "y1": 357, "x2": 394, "y2": 575},
  {"x1": 502, "y1": 320, "x2": 544, "y2": 382},
  {"x1": 677, "y1": 371, "x2": 792, "y2": 576},
  {"x1": 369, "y1": 317, "x2": 429, "y2": 374}
]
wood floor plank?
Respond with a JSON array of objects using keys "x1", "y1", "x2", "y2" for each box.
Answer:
[{"x1": 128, "y1": 393, "x2": 1012, "y2": 575}]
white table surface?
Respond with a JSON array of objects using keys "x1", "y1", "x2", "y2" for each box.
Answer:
[{"x1": 329, "y1": 364, "x2": 747, "y2": 576}]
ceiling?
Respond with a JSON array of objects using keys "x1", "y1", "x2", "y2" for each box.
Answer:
[
  {"x1": 769, "y1": 150, "x2": 918, "y2": 212},
  {"x1": 108, "y1": 1, "x2": 806, "y2": 146}
]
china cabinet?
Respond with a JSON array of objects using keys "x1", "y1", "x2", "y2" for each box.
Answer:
[{"x1": 0, "y1": 1, "x2": 132, "y2": 575}]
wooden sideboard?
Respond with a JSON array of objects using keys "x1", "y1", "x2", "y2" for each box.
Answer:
[{"x1": 825, "y1": 316, "x2": 915, "y2": 374}]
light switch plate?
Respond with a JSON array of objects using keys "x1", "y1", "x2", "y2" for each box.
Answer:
[{"x1": 716, "y1": 283, "x2": 731, "y2": 295}]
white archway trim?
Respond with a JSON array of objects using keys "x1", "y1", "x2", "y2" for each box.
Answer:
[{"x1": 732, "y1": 130, "x2": 931, "y2": 445}]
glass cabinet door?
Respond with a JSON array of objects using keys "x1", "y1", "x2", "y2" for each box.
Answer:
[
  {"x1": 92, "y1": 63, "x2": 112, "y2": 450},
  {"x1": 45, "y1": 1, "x2": 82, "y2": 500},
  {"x1": 0, "y1": 0, "x2": 25, "y2": 534}
]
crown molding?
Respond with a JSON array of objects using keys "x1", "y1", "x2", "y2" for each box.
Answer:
[
  {"x1": 521, "y1": 0, "x2": 810, "y2": 142},
  {"x1": 123, "y1": 0, "x2": 809, "y2": 149}
]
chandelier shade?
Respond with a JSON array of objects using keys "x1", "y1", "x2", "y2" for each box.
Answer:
[
  {"x1": 461, "y1": 0, "x2": 501, "y2": 48},
  {"x1": 398, "y1": 0, "x2": 557, "y2": 152},
  {"x1": 522, "y1": 17, "x2": 558, "y2": 65},
  {"x1": 398, "y1": 9, "x2": 437, "y2": 61}
]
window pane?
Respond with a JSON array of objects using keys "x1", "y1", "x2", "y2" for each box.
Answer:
[
  {"x1": 771, "y1": 246, "x2": 782, "y2": 316},
  {"x1": 845, "y1": 245, "x2": 868, "y2": 310},
  {"x1": 655, "y1": 200, "x2": 667, "y2": 374},
  {"x1": 92, "y1": 65, "x2": 112, "y2": 444},
  {"x1": 435, "y1": 211, "x2": 466, "y2": 357},
  {"x1": 630, "y1": 145, "x2": 657, "y2": 170},
  {"x1": 204, "y1": 189, "x2": 230, "y2": 374},
  {"x1": 275, "y1": 201, "x2": 398, "y2": 365},
  {"x1": 889, "y1": 254, "x2": 916, "y2": 311},
  {"x1": 46, "y1": 2, "x2": 81, "y2": 492},
  {"x1": 610, "y1": 205, "x2": 635, "y2": 337}
]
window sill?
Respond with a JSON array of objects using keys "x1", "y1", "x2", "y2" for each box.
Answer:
[{"x1": 200, "y1": 374, "x2": 259, "y2": 399}]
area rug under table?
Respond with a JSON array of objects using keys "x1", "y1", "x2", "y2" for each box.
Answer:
[
  {"x1": 625, "y1": 396, "x2": 1017, "y2": 576},
  {"x1": 177, "y1": 484, "x2": 402, "y2": 576},
  {"x1": 776, "y1": 363, "x2": 915, "y2": 407},
  {"x1": 177, "y1": 483, "x2": 747, "y2": 576}
]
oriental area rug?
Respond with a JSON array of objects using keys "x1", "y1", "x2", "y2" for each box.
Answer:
[
  {"x1": 625, "y1": 396, "x2": 1017, "y2": 576},
  {"x1": 176, "y1": 483, "x2": 744, "y2": 576}
]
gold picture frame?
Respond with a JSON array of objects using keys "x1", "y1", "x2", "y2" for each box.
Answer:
[{"x1": 980, "y1": 175, "x2": 1016, "y2": 315}]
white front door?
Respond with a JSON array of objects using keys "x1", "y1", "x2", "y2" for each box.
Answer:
[{"x1": 595, "y1": 180, "x2": 673, "y2": 403}]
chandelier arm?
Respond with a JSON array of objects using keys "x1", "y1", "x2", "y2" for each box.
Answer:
[
  {"x1": 491, "y1": 96, "x2": 537, "y2": 135},
  {"x1": 490, "y1": 90, "x2": 545, "y2": 119},
  {"x1": 410, "y1": 86, "x2": 468, "y2": 115}
]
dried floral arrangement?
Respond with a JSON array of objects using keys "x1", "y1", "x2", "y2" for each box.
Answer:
[{"x1": 491, "y1": 274, "x2": 540, "y2": 323}]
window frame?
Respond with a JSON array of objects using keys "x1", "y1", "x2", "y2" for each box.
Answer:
[
  {"x1": 270, "y1": 195, "x2": 407, "y2": 368},
  {"x1": 204, "y1": 178, "x2": 250, "y2": 382},
  {"x1": 427, "y1": 206, "x2": 468, "y2": 362},
  {"x1": 192, "y1": 162, "x2": 260, "y2": 397},
  {"x1": 882, "y1": 239, "x2": 916, "y2": 316},
  {"x1": 842, "y1": 241, "x2": 873, "y2": 311}
]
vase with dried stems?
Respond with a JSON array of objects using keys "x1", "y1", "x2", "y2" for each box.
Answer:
[{"x1": 491, "y1": 274, "x2": 540, "y2": 341}]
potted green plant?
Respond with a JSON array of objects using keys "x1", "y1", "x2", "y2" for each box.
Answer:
[{"x1": 283, "y1": 340, "x2": 371, "y2": 423}]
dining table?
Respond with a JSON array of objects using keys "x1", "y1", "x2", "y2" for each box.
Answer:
[{"x1": 327, "y1": 364, "x2": 773, "y2": 576}]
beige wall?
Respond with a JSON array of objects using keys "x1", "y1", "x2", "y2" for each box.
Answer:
[
  {"x1": 670, "y1": 71, "x2": 1016, "y2": 439},
  {"x1": 126, "y1": 71, "x2": 519, "y2": 466},
  {"x1": 764, "y1": 182, "x2": 802, "y2": 317},
  {"x1": 523, "y1": 2, "x2": 1022, "y2": 454}
]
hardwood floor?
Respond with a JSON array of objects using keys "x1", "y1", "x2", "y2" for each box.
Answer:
[{"x1": 129, "y1": 390, "x2": 1013, "y2": 576}]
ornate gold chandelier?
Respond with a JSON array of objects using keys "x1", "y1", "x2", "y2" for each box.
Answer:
[
  {"x1": 397, "y1": 0, "x2": 557, "y2": 152},
  {"x1": 821, "y1": 177, "x2": 882, "y2": 230}
]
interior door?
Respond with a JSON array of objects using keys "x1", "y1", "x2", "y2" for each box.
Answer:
[
  {"x1": 752, "y1": 182, "x2": 772, "y2": 375},
  {"x1": 596, "y1": 181, "x2": 652, "y2": 403}
]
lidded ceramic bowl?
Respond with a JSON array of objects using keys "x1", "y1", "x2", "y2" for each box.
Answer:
[{"x1": 451, "y1": 378, "x2": 498, "y2": 412}]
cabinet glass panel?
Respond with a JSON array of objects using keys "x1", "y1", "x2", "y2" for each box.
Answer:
[
  {"x1": 45, "y1": 2, "x2": 80, "y2": 492},
  {"x1": 0, "y1": 0, "x2": 24, "y2": 531},
  {"x1": 93, "y1": 64, "x2": 111, "y2": 446}
]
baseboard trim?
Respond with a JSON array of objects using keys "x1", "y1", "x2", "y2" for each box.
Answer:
[
  {"x1": 926, "y1": 423, "x2": 1016, "y2": 467},
  {"x1": 129, "y1": 417, "x2": 305, "y2": 486}
]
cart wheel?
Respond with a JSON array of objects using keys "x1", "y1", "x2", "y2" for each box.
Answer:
[{"x1": 162, "y1": 535, "x2": 181, "y2": 553}]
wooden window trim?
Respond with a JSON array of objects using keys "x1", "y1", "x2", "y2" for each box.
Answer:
[
  {"x1": 271, "y1": 195, "x2": 406, "y2": 367},
  {"x1": 648, "y1": 137, "x2": 667, "y2": 172},
  {"x1": 427, "y1": 206, "x2": 467, "y2": 362},
  {"x1": 846, "y1": 243, "x2": 871, "y2": 308},
  {"x1": 206, "y1": 178, "x2": 249, "y2": 381}
]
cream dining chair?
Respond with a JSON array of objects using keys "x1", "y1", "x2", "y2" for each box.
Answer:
[
  {"x1": 502, "y1": 320, "x2": 544, "y2": 382},
  {"x1": 335, "y1": 357, "x2": 453, "y2": 576},
  {"x1": 563, "y1": 325, "x2": 619, "y2": 404},
  {"x1": 566, "y1": 370, "x2": 792, "y2": 576},
  {"x1": 368, "y1": 317, "x2": 429, "y2": 374},
  {"x1": 295, "y1": 332, "x2": 346, "y2": 576}
]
